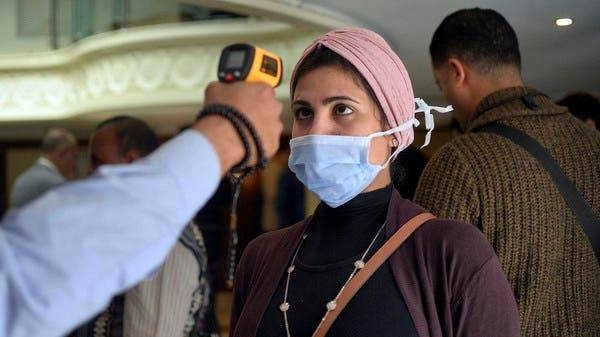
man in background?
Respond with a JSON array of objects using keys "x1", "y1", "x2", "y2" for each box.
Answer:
[
  {"x1": 72, "y1": 116, "x2": 218, "y2": 337},
  {"x1": 9, "y1": 128, "x2": 78, "y2": 208},
  {"x1": 414, "y1": 8, "x2": 600, "y2": 337}
]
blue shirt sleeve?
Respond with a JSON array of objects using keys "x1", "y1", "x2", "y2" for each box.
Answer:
[{"x1": 0, "y1": 130, "x2": 221, "y2": 337}]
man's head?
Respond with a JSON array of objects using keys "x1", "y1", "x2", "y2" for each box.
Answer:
[
  {"x1": 88, "y1": 116, "x2": 160, "y2": 173},
  {"x1": 557, "y1": 92, "x2": 600, "y2": 130},
  {"x1": 41, "y1": 128, "x2": 78, "y2": 179},
  {"x1": 430, "y1": 8, "x2": 524, "y2": 129}
]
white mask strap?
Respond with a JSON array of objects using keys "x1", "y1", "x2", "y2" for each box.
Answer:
[
  {"x1": 414, "y1": 97, "x2": 453, "y2": 148},
  {"x1": 368, "y1": 98, "x2": 452, "y2": 167},
  {"x1": 368, "y1": 118, "x2": 420, "y2": 139},
  {"x1": 367, "y1": 118, "x2": 419, "y2": 169}
]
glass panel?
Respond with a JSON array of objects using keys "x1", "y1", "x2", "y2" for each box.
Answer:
[
  {"x1": 0, "y1": 0, "x2": 249, "y2": 53},
  {"x1": 55, "y1": 0, "x2": 74, "y2": 48},
  {"x1": 18, "y1": 0, "x2": 52, "y2": 37}
]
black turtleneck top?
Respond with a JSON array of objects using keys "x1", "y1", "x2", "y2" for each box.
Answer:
[{"x1": 256, "y1": 185, "x2": 418, "y2": 337}]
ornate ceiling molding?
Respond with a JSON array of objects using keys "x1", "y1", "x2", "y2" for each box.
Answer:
[{"x1": 0, "y1": 20, "x2": 322, "y2": 122}]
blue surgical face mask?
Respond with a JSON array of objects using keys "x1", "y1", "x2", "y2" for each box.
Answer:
[
  {"x1": 288, "y1": 118, "x2": 418, "y2": 208},
  {"x1": 288, "y1": 98, "x2": 453, "y2": 208}
]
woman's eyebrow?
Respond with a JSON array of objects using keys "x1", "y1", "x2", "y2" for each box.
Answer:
[
  {"x1": 293, "y1": 96, "x2": 359, "y2": 107},
  {"x1": 292, "y1": 100, "x2": 311, "y2": 107},
  {"x1": 322, "y1": 96, "x2": 359, "y2": 105}
]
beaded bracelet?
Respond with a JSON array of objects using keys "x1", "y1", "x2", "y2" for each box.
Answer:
[{"x1": 196, "y1": 103, "x2": 268, "y2": 287}]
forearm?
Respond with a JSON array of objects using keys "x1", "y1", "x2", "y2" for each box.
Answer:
[
  {"x1": 193, "y1": 115, "x2": 244, "y2": 176},
  {"x1": 0, "y1": 130, "x2": 220, "y2": 337},
  {"x1": 0, "y1": 79, "x2": 282, "y2": 337}
]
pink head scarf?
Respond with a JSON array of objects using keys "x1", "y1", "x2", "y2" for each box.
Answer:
[{"x1": 290, "y1": 27, "x2": 416, "y2": 149}]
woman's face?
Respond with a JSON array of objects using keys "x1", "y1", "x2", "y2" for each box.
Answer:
[{"x1": 292, "y1": 65, "x2": 393, "y2": 191}]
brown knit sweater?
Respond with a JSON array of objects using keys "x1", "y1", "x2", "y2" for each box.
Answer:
[{"x1": 414, "y1": 86, "x2": 600, "y2": 337}]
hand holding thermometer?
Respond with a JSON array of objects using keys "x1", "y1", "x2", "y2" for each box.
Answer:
[{"x1": 217, "y1": 43, "x2": 283, "y2": 287}]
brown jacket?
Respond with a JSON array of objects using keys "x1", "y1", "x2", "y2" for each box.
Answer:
[
  {"x1": 231, "y1": 190, "x2": 520, "y2": 337},
  {"x1": 415, "y1": 86, "x2": 600, "y2": 337}
]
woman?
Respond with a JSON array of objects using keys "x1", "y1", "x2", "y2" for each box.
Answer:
[{"x1": 230, "y1": 28, "x2": 520, "y2": 337}]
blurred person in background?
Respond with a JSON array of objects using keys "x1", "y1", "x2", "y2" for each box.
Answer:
[
  {"x1": 71, "y1": 116, "x2": 218, "y2": 337},
  {"x1": 557, "y1": 92, "x2": 600, "y2": 130},
  {"x1": 9, "y1": 127, "x2": 78, "y2": 208}
]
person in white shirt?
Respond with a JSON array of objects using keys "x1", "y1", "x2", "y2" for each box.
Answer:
[{"x1": 0, "y1": 82, "x2": 283, "y2": 337}]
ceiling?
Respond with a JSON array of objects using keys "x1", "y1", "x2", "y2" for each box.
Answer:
[
  {"x1": 294, "y1": 0, "x2": 600, "y2": 102},
  {"x1": 1, "y1": 0, "x2": 598, "y2": 141}
]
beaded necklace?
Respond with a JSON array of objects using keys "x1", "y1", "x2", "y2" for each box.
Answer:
[{"x1": 279, "y1": 221, "x2": 387, "y2": 337}]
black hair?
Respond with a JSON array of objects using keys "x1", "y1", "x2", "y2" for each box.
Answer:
[
  {"x1": 292, "y1": 47, "x2": 388, "y2": 128},
  {"x1": 430, "y1": 8, "x2": 521, "y2": 72},
  {"x1": 556, "y1": 92, "x2": 600, "y2": 129},
  {"x1": 95, "y1": 116, "x2": 160, "y2": 157}
]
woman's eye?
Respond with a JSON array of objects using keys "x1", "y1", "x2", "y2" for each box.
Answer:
[
  {"x1": 334, "y1": 105, "x2": 354, "y2": 116},
  {"x1": 294, "y1": 108, "x2": 313, "y2": 120}
]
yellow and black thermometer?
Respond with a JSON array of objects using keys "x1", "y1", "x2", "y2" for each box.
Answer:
[
  {"x1": 218, "y1": 43, "x2": 283, "y2": 88},
  {"x1": 218, "y1": 43, "x2": 283, "y2": 288}
]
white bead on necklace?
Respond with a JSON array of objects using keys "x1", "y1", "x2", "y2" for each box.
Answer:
[{"x1": 280, "y1": 222, "x2": 386, "y2": 337}]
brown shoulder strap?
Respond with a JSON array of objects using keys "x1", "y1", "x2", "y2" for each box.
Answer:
[{"x1": 312, "y1": 212, "x2": 435, "y2": 337}]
